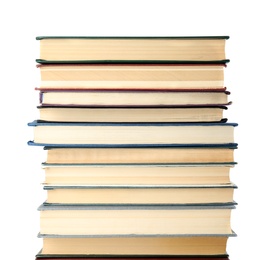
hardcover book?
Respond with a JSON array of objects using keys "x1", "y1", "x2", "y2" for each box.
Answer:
[
  {"x1": 37, "y1": 106, "x2": 228, "y2": 123},
  {"x1": 35, "y1": 233, "x2": 234, "y2": 256},
  {"x1": 27, "y1": 121, "x2": 238, "y2": 147},
  {"x1": 38, "y1": 90, "x2": 230, "y2": 107},
  {"x1": 36, "y1": 36, "x2": 229, "y2": 64},
  {"x1": 38, "y1": 203, "x2": 236, "y2": 236},
  {"x1": 42, "y1": 163, "x2": 235, "y2": 186},
  {"x1": 43, "y1": 183, "x2": 237, "y2": 205},
  {"x1": 44, "y1": 146, "x2": 237, "y2": 164},
  {"x1": 37, "y1": 63, "x2": 226, "y2": 91}
]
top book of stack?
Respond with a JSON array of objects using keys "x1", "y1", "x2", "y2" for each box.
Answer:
[{"x1": 36, "y1": 36, "x2": 229, "y2": 64}]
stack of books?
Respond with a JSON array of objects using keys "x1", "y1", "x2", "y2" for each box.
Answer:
[{"x1": 28, "y1": 36, "x2": 238, "y2": 260}]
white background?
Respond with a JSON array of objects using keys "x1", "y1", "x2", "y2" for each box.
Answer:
[{"x1": 1, "y1": 1, "x2": 272, "y2": 259}]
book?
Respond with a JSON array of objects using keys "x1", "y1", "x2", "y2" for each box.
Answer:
[
  {"x1": 38, "y1": 203, "x2": 236, "y2": 236},
  {"x1": 37, "y1": 106, "x2": 228, "y2": 123},
  {"x1": 44, "y1": 147, "x2": 236, "y2": 164},
  {"x1": 35, "y1": 235, "x2": 234, "y2": 256},
  {"x1": 27, "y1": 121, "x2": 237, "y2": 146},
  {"x1": 38, "y1": 90, "x2": 230, "y2": 107},
  {"x1": 43, "y1": 183, "x2": 237, "y2": 205},
  {"x1": 36, "y1": 36, "x2": 229, "y2": 64},
  {"x1": 37, "y1": 63, "x2": 226, "y2": 91},
  {"x1": 42, "y1": 163, "x2": 235, "y2": 186}
]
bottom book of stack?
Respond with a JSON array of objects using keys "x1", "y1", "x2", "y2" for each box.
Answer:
[
  {"x1": 36, "y1": 232, "x2": 234, "y2": 259},
  {"x1": 36, "y1": 255, "x2": 231, "y2": 260},
  {"x1": 36, "y1": 256, "x2": 231, "y2": 260}
]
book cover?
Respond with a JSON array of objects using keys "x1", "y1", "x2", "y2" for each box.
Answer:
[{"x1": 36, "y1": 36, "x2": 230, "y2": 40}]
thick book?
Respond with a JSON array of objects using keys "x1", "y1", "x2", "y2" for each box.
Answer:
[
  {"x1": 38, "y1": 203, "x2": 236, "y2": 236},
  {"x1": 37, "y1": 63, "x2": 227, "y2": 91},
  {"x1": 35, "y1": 233, "x2": 234, "y2": 256},
  {"x1": 42, "y1": 163, "x2": 235, "y2": 186},
  {"x1": 27, "y1": 121, "x2": 238, "y2": 147},
  {"x1": 38, "y1": 90, "x2": 230, "y2": 107},
  {"x1": 43, "y1": 146, "x2": 237, "y2": 164},
  {"x1": 36, "y1": 36, "x2": 229, "y2": 64},
  {"x1": 43, "y1": 183, "x2": 237, "y2": 205},
  {"x1": 37, "y1": 106, "x2": 228, "y2": 123}
]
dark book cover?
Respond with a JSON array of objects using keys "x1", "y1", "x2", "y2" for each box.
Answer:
[
  {"x1": 36, "y1": 36, "x2": 230, "y2": 40},
  {"x1": 38, "y1": 201, "x2": 237, "y2": 211},
  {"x1": 36, "y1": 254, "x2": 230, "y2": 260},
  {"x1": 29, "y1": 141, "x2": 238, "y2": 149},
  {"x1": 28, "y1": 121, "x2": 238, "y2": 127},
  {"x1": 36, "y1": 59, "x2": 230, "y2": 65},
  {"x1": 36, "y1": 88, "x2": 230, "y2": 93}
]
